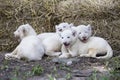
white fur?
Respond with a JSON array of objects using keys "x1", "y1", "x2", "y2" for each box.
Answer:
[
  {"x1": 37, "y1": 22, "x2": 74, "y2": 42},
  {"x1": 55, "y1": 22, "x2": 73, "y2": 34},
  {"x1": 78, "y1": 37, "x2": 113, "y2": 59},
  {"x1": 37, "y1": 32, "x2": 60, "y2": 57},
  {"x1": 5, "y1": 36, "x2": 45, "y2": 60},
  {"x1": 42, "y1": 34, "x2": 62, "y2": 56},
  {"x1": 76, "y1": 24, "x2": 92, "y2": 43},
  {"x1": 39, "y1": 22, "x2": 74, "y2": 57},
  {"x1": 59, "y1": 29, "x2": 79, "y2": 58},
  {"x1": 14, "y1": 24, "x2": 37, "y2": 42},
  {"x1": 37, "y1": 22, "x2": 73, "y2": 41},
  {"x1": 37, "y1": 33, "x2": 56, "y2": 42},
  {"x1": 76, "y1": 25, "x2": 113, "y2": 59},
  {"x1": 5, "y1": 24, "x2": 45, "y2": 61}
]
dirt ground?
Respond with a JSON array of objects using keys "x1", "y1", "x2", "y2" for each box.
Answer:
[{"x1": 0, "y1": 51, "x2": 120, "y2": 80}]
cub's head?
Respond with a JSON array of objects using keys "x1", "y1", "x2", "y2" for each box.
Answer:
[
  {"x1": 60, "y1": 29, "x2": 77, "y2": 47},
  {"x1": 55, "y1": 22, "x2": 73, "y2": 34},
  {"x1": 76, "y1": 24, "x2": 92, "y2": 43},
  {"x1": 14, "y1": 24, "x2": 36, "y2": 42}
]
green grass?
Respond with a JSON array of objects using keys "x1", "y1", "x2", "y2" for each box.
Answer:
[
  {"x1": 48, "y1": 74, "x2": 56, "y2": 80},
  {"x1": 31, "y1": 65, "x2": 44, "y2": 75},
  {"x1": 65, "y1": 73, "x2": 71, "y2": 80}
]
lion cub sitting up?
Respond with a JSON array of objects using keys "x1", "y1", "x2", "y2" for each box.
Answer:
[
  {"x1": 59, "y1": 29, "x2": 79, "y2": 58},
  {"x1": 5, "y1": 24, "x2": 45, "y2": 61}
]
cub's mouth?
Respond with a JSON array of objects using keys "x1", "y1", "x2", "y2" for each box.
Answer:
[
  {"x1": 79, "y1": 37, "x2": 88, "y2": 43},
  {"x1": 63, "y1": 42, "x2": 70, "y2": 47}
]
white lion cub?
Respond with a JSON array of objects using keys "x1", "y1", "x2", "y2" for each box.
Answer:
[
  {"x1": 42, "y1": 22, "x2": 74, "y2": 57},
  {"x1": 59, "y1": 29, "x2": 79, "y2": 58},
  {"x1": 76, "y1": 25, "x2": 113, "y2": 59},
  {"x1": 5, "y1": 24, "x2": 45, "y2": 61}
]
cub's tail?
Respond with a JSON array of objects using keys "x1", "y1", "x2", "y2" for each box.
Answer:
[{"x1": 97, "y1": 45, "x2": 113, "y2": 59}]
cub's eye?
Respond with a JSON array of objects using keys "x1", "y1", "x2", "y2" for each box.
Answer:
[
  {"x1": 67, "y1": 36, "x2": 70, "y2": 38},
  {"x1": 61, "y1": 37, "x2": 64, "y2": 39},
  {"x1": 63, "y1": 26, "x2": 66, "y2": 28},
  {"x1": 79, "y1": 32, "x2": 81, "y2": 34}
]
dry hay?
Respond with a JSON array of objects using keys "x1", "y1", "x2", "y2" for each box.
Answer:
[
  {"x1": 0, "y1": 0, "x2": 61, "y2": 51},
  {"x1": 0, "y1": 0, "x2": 120, "y2": 52},
  {"x1": 57, "y1": 0, "x2": 120, "y2": 51},
  {"x1": 58, "y1": 0, "x2": 118, "y2": 16}
]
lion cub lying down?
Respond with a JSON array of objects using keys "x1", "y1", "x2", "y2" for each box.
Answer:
[
  {"x1": 5, "y1": 24, "x2": 45, "y2": 61},
  {"x1": 38, "y1": 22, "x2": 73, "y2": 57},
  {"x1": 76, "y1": 25, "x2": 113, "y2": 59}
]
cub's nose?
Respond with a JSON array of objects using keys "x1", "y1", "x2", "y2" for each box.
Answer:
[{"x1": 59, "y1": 29, "x2": 62, "y2": 31}]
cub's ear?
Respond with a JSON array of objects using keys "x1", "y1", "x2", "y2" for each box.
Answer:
[
  {"x1": 22, "y1": 27, "x2": 26, "y2": 33},
  {"x1": 87, "y1": 24, "x2": 92, "y2": 31},
  {"x1": 55, "y1": 25, "x2": 58, "y2": 29},
  {"x1": 71, "y1": 29, "x2": 77, "y2": 37},
  {"x1": 25, "y1": 24, "x2": 31, "y2": 27},
  {"x1": 24, "y1": 24, "x2": 33, "y2": 30},
  {"x1": 69, "y1": 23, "x2": 74, "y2": 28},
  {"x1": 58, "y1": 32, "x2": 62, "y2": 38}
]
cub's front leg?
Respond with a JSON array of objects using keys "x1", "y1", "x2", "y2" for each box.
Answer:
[
  {"x1": 68, "y1": 44, "x2": 79, "y2": 57},
  {"x1": 5, "y1": 46, "x2": 19, "y2": 60},
  {"x1": 68, "y1": 49, "x2": 78, "y2": 57},
  {"x1": 80, "y1": 48, "x2": 97, "y2": 58},
  {"x1": 59, "y1": 45, "x2": 70, "y2": 58}
]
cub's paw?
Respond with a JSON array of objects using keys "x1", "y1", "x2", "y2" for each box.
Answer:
[
  {"x1": 54, "y1": 52, "x2": 62, "y2": 57},
  {"x1": 80, "y1": 54, "x2": 88, "y2": 57},
  {"x1": 59, "y1": 54, "x2": 69, "y2": 58},
  {"x1": 5, "y1": 53, "x2": 14, "y2": 60}
]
